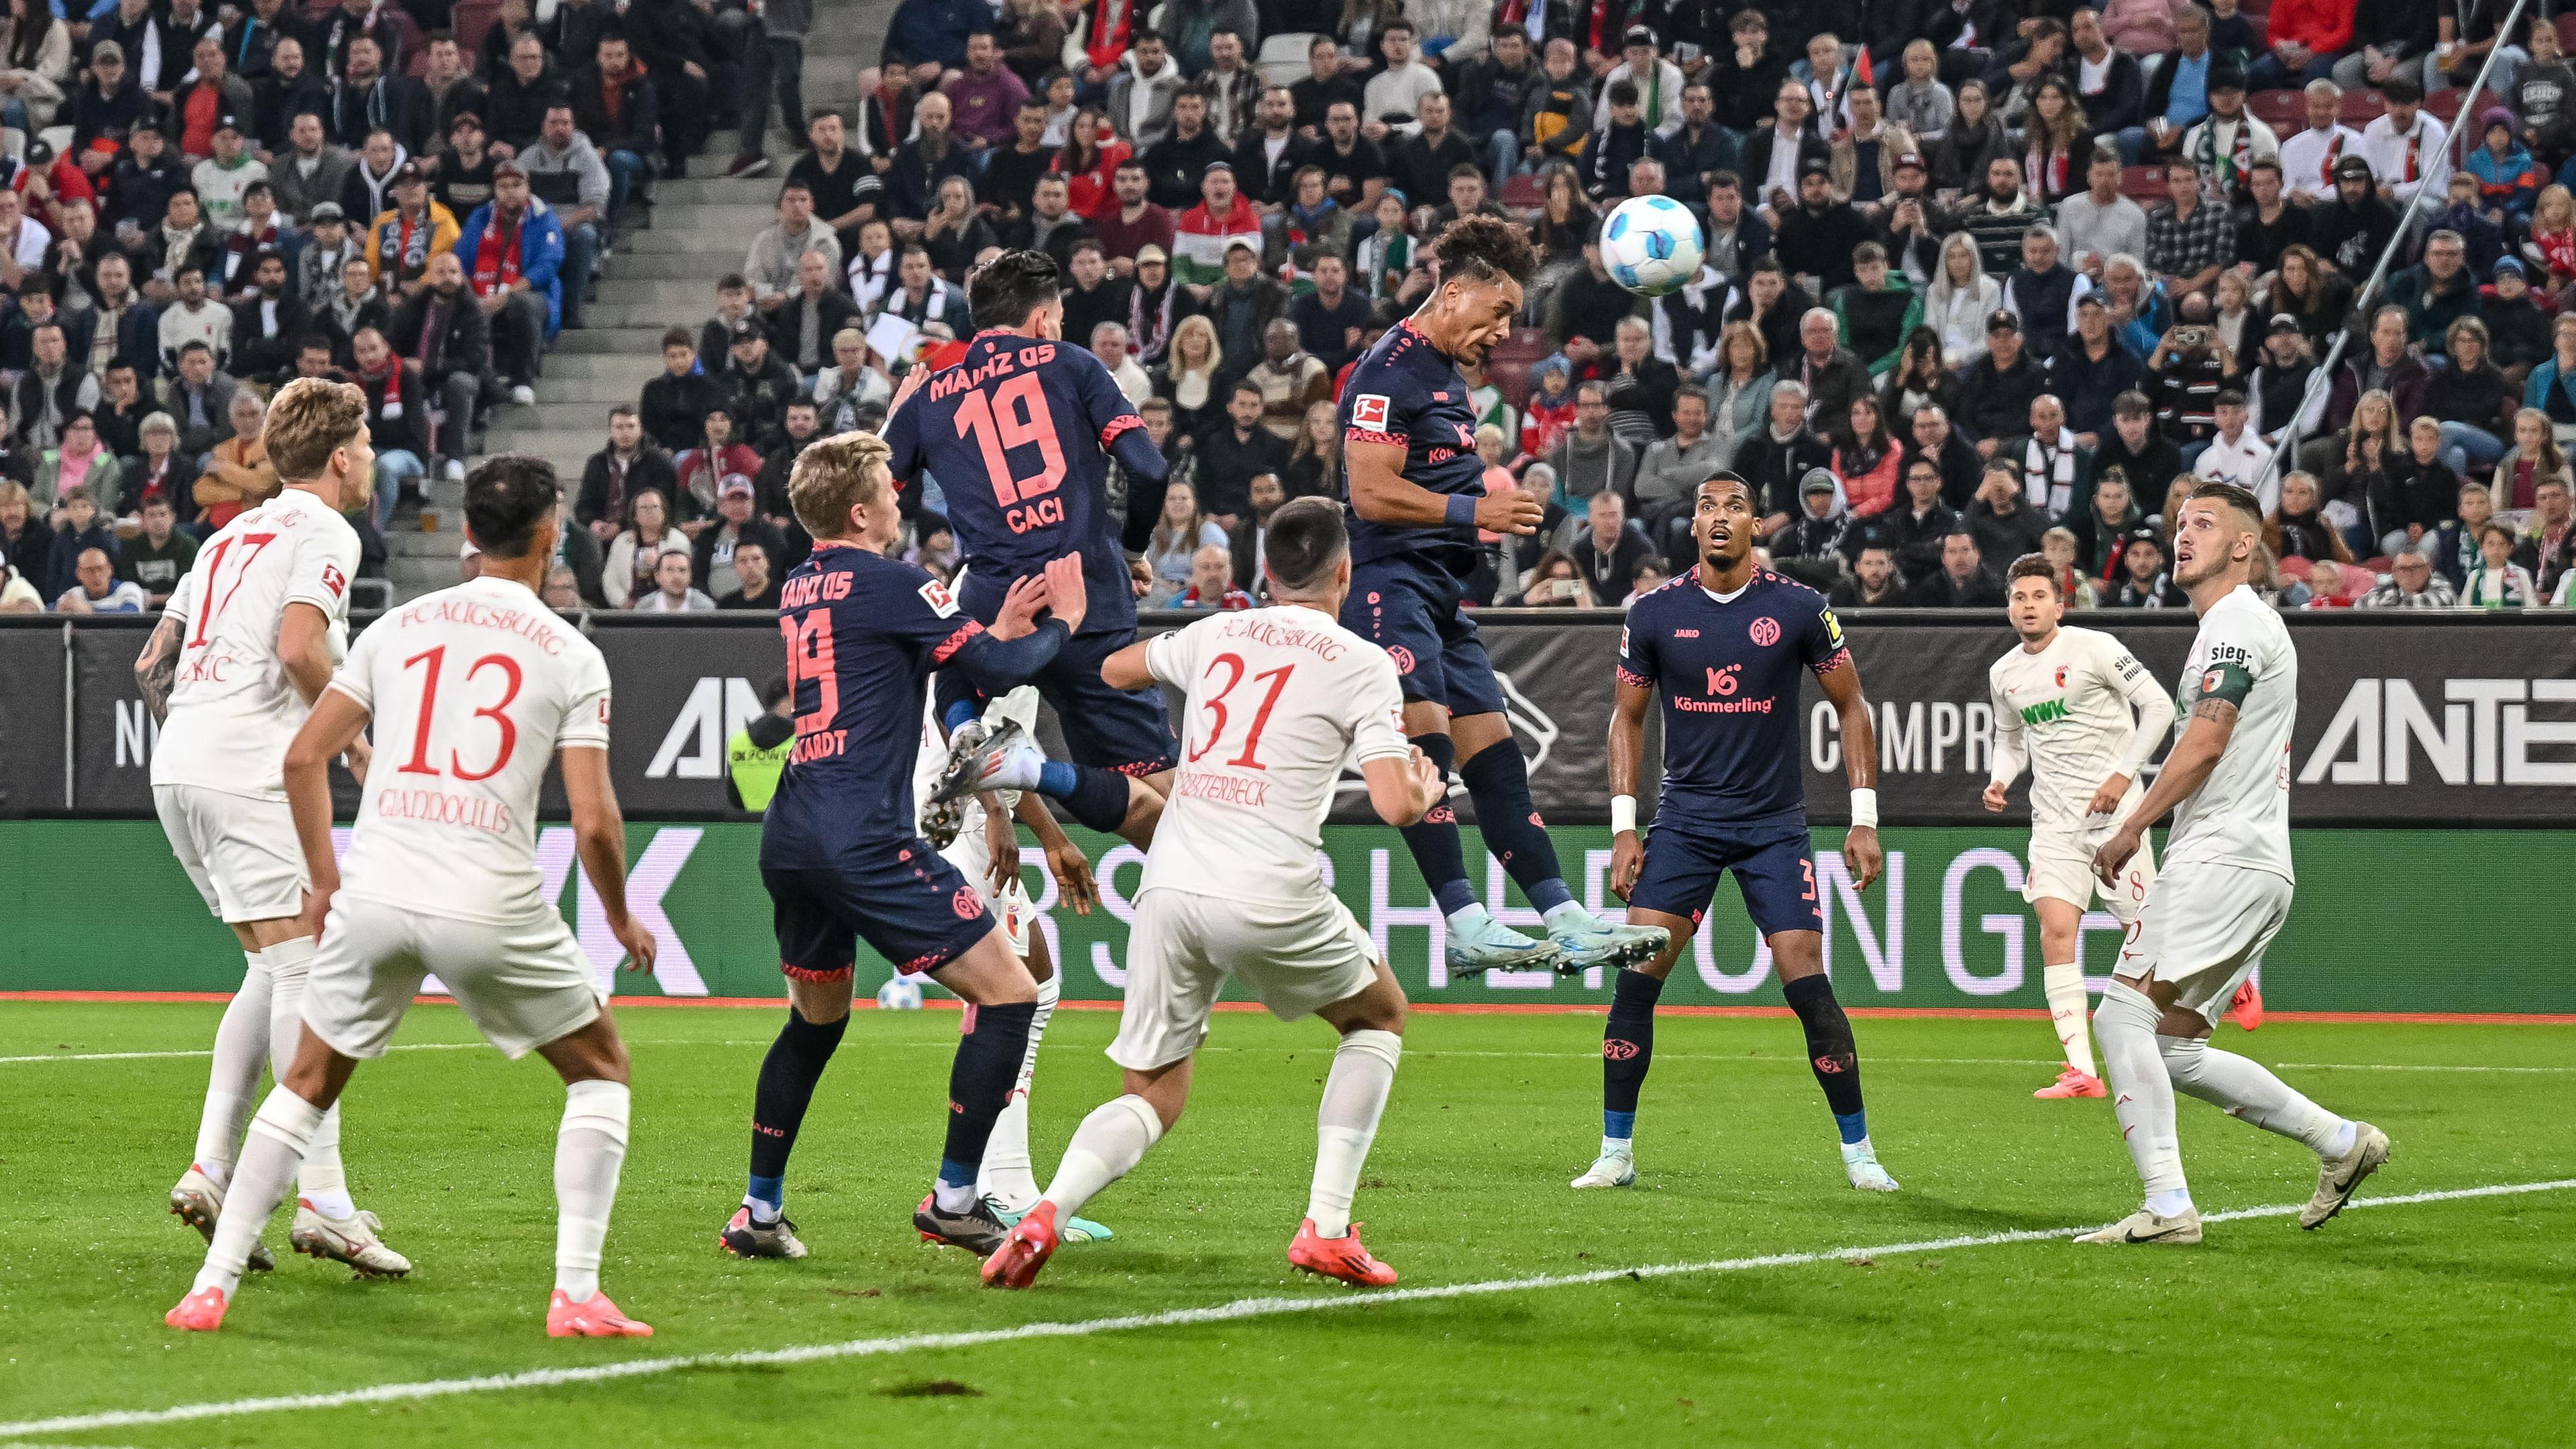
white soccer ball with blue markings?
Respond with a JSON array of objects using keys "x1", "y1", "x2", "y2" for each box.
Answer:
[
  {"x1": 875, "y1": 975, "x2": 925, "y2": 1010},
  {"x1": 1601, "y1": 194, "x2": 1705, "y2": 299}
]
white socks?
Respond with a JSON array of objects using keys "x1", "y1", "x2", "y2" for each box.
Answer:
[
  {"x1": 2160, "y1": 1034, "x2": 2351, "y2": 1157},
  {"x1": 192, "y1": 951, "x2": 274, "y2": 1185},
  {"x1": 1307, "y1": 1030, "x2": 1403, "y2": 1238},
  {"x1": 977, "y1": 971, "x2": 1060, "y2": 1213},
  {"x1": 1041, "y1": 1093, "x2": 1163, "y2": 1222},
  {"x1": 194, "y1": 1085, "x2": 323, "y2": 1297},
  {"x1": 553, "y1": 1079, "x2": 632, "y2": 1303},
  {"x1": 2043, "y1": 961, "x2": 2096, "y2": 1079},
  {"x1": 2094, "y1": 981, "x2": 2189, "y2": 1212},
  {"x1": 260, "y1": 937, "x2": 355, "y2": 1219}
]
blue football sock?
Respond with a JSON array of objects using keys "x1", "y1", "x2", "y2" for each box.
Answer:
[
  {"x1": 1603, "y1": 968, "x2": 1662, "y2": 1138},
  {"x1": 1394, "y1": 733, "x2": 1475, "y2": 915},
  {"x1": 1457, "y1": 742, "x2": 1572, "y2": 913},
  {"x1": 1038, "y1": 760, "x2": 1079, "y2": 799},
  {"x1": 1833, "y1": 1111, "x2": 1870, "y2": 1146},
  {"x1": 1784, "y1": 975, "x2": 1868, "y2": 1140}
]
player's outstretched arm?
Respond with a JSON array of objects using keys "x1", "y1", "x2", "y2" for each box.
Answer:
[
  {"x1": 1607, "y1": 676, "x2": 1654, "y2": 901},
  {"x1": 1817, "y1": 655, "x2": 1884, "y2": 891},
  {"x1": 564, "y1": 746, "x2": 658, "y2": 975},
  {"x1": 2096, "y1": 697, "x2": 2235, "y2": 885},
  {"x1": 133, "y1": 611, "x2": 183, "y2": 722},
  {"x1": 1346, "y1": 439, "x2": 1544, "y2": 535},
  {"x1": 282, "y1": 687, "x2": 371, "y2": 939}
]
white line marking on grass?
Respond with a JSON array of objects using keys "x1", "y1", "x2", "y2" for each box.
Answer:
[
  {"x1": 6, "y1": 1177, "x2": 2571, "y2": 1441},
  {"x1": 0, "y1": 1041, "x2": 775, "y2": 1066}
]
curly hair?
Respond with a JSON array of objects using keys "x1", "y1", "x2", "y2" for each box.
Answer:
[
  {"x1": 1428, "y1": 213, "x2": 1538, "y2": 288},
  {"x1": 789, "y1": 431, "x2": 894, "y2": 540}
]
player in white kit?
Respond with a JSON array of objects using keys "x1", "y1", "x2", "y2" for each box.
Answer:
[
  {"x1": 2079, "y1": 481, "x2": 2390, "y2": 1246},
  {"x1": 137, "y1": 377, "x2": 407, "y2": 1279},
  {"x1": 1982, "y1": 555, "x2": 2176, "y2": 1100},
  {"x1": 165, "y1": 457, "x2": 663, "y2": 1336},
  {"x1": 977, "y1": 498, "x2": 1446, "y2": 1290}
]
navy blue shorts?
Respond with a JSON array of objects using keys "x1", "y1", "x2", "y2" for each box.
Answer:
[
  {"x1": 936, "y1": 627, "x2": 1179, "y2": 777},
  {"x1": 764, "y1": 839, "x2": 995, "y2": 981},
  {"x1": 1627, "y1": 815, "x2": 1824, "y2": 938},
  {"x1": 1342, "y1": 559, "x2": 1509, "y2": 718}
]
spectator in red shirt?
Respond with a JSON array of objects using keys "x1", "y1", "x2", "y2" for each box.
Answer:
[{"x1": 2247, "y1": 0, "x2": 2355, "y2": 91}]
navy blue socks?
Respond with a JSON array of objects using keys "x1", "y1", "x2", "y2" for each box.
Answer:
[
  {"x1": 1784, "y1": 974, "x2": 1868, "y2": 1144},
  {"x1": 937, "y1": 1000, "x2": 1039, "y2": 1205},
  {"x1": 1395, "y1": 733, "x2": 1476, "y2": 916},
  {"x1": 1603, "y1": 968, "x2": 1664, "y2": 1139},
  {"x1": 747, "y1": 1008, "x2": 849, "y2": 1218},
  {"x1": 1456, "y1": 742, "x2": 1574, "y2": 914}
]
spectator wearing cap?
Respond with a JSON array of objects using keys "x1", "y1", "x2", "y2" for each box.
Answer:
[
  {"x1": 431, "y1": 111, "x2": 499, "y2": 220},
  {"x1": 453, "y1": 162, "x2": 564, "y2": 399},
  {"x1": 672, "y1": 404, "x2": 763, "y2": 533},
  {"x1": 227, "y1": 248, "x2": 309, "y2": 380},
  {"x1": 105, "y1": 118, "x2": 189, "y2": 233},
  {"x1": 2177, "y1": 68, "x2": 2275, "y2": 206},
  {"x1": 67, "y1": 42, "x2": 144, "y2": 178},
  {"x1": 1957, "y1": 309, "x2": 2049, "y2": 455},
  {"x1": 171, "y1": 36, "x2": 254, "y2": 162},
  {"x1": 189, "y1": 113, "x2": 266, "y2": 229},
  {"x1": 715, "y1": 320, "x2": 801, "y2": 450},
  {"x1": 2357, "y1": 74, "x2": 2445, "y2": 209},
  {"x1": 327, "y1": 36, "x2": 430, "y2": 156},
  {"x1": 2049, "y1": 292, "x2": 2141, "y2": 442},
  {"x1": 95, "y1": 0, "x2": 178, "y2": 104},
  {"x1": 293, "y1": 200, "x2": 358, "y2": 307},
  {"x1": 1171, "y1": 164, "x2": 1266, "y2": 295},
  {"x1": 690, "y1": 473, "x2": 788, "y2": 602},
  {"x1": 2485, "y1": 258, "x2": 2552, "y2": 386},
  {"x1": 270, "y1": 113, "x2": 354, "y2": 225},
  {"x1": 2247, "y1": 313, "x2": 2322, "y2": 449},
  {"x1": 365, "y1": 161, "x2": 459, "y2": 298},
  {"x1": 1776, "y1": 159, "x2": 1868, "y2": 294},
  {"x1": 2104, "y1": 525, "x2": 2187, "y2": 605}
]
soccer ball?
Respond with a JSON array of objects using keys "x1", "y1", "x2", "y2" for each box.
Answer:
[
  {"x1": 875, "y1": 975, "x2": 925, "y2": 1011},
  {"x1": 1601, "y1": 195, "x2": 1705, "y2": 299}
]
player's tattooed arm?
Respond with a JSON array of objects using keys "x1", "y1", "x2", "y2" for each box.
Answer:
[
  {"x1": 1815, "y1": 652, "x2": 1884, "y2": 891},
  {"x1": 1606, "y1": 676, "x2": 1654, "y2": 901},
  {"x1": 134, "y1": 611, "x2": 183, "y2": 722},
  {"x1": 2096, "y1": 694, "x2": 2239, "y2": 885}
]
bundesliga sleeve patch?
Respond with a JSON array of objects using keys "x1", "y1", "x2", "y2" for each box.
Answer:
[
  {"x1": 319, "y1": 562, "x2": 347, "y2": 598},
  {"x1": 1352, "y1": 394, "x2": 1391, "y2": 429},
  {"x1": 917, "y1": 576, "x2": 960, "y2": 619}
]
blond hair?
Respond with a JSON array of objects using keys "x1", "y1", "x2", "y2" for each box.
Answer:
[
  {"x1": 262, "y1": 377, "x2": 370, "y2": 482},
  {"x1": 788, "y1": 431, "x2": 894, "y2": 540}
]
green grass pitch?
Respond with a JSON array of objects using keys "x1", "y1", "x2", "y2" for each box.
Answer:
[{"x1": 2, "y1": 1000, "x2": 2571, "y2": 1447}]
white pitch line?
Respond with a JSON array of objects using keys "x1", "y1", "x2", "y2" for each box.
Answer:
[
  {"x1": 5, "y1": 1177, "x2": 2571, "y2": 1442},
  {"x1": 0, "y1": 1041, "x2": 775, "y2": 1066}
]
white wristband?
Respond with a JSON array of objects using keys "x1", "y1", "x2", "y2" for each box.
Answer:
[
  {"x1": 1849, "y1": 788, "x2": 1880, "y2": 830},
  {"x1": 1610, "y1": 795, "x2": 1638, "y2": 835}
]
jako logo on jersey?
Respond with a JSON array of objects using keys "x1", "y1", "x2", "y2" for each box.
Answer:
[
  {"x1": 1673, "y1": 628, "x2": 1698, "y2": 638},
  {"x1": 1387, "y1": 645, "x2": 1415, "y2": 674},
  {"x1": 1705, "y1": 663, "x2": 1741, "y2": 696},
  {"x1": 1352, "y1": 394, "x2": 1391, "y2": 429},
  {"x1": 1749, "y1": 616, "x2": 1781, "y2": 647},
  {"x1": 918, "y1": 577, "x2": 960, "y2": 619}
]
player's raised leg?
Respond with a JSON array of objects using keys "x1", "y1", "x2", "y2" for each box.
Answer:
[{"x1": 1450, "y1": 702, "x2": 1668, "y2": 973}]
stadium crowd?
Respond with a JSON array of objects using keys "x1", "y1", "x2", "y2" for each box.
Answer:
[{"x1": 3, "y1": 0, "x2": 2575, "y2": 619}]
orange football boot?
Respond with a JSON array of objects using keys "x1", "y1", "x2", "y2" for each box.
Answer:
[
  {"x1": 2227, "y1": 979, "x2": 2264, "y2": 1031},
  {"x1": 1288, "y1": 1220, "x2": 1398, "y2": 1287},
  {"x1": 2034, "y1": 1068, "x2": 2108, "y2": 1099},
  {"x1": 981, "y1": 1201, "x2": 1061, "y2": 1289},
  {"x1": 547, "y1": 1290, "x2": 653, "y2": 1338},
  {"x1": 164, "y1": 1285, "x2": 229, "y2": 1332}
]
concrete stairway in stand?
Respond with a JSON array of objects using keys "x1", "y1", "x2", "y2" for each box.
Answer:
[{"x1": 384, "y1": 1, "x2": 889, "y2": 600}]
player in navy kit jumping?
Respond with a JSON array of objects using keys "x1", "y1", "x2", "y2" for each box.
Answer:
[
  {"x1": 722, "y1": 430, "x2": 1095, "y2": 1260},
  {"x1": 883, "y1": 252, "x2": 1176, "y2": 853},
  {"x1": 1339, "y1": 215, "x2": 1666, "y2": 977},
  {"x1": 1584, "y1": 472, "x2": 1900, "y2": 1194}
]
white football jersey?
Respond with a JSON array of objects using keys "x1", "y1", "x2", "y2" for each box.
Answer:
[
  {"x1": 328, "y1": 575, "x2": 614, "y2": 924},
  {"x1": 1141, "y1": 606, "x2": 1410, "y2": 904},
  {"x1": 914, "y1": 684, "x2": 1043, "y2": 837},
  {"x1": 2166, "y1": 585, "x2": 2296, "y2": 882},
  {"x1": 1987, "y1": 625, "x2": 2174, "y2": 835},
  {"x1": 152, "y1": 487, "x2": 362, "y2": 800}
]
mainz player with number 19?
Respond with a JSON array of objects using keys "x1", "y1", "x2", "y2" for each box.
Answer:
[{"x1": 1591, "y1": 474, "x2": 1900, "y2": 1195}]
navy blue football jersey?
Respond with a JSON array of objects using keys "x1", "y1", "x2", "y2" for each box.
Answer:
[
  {"x1": 761, "y1": 541, "x2": 991, "y2": 863},
  {"x1": 1617, "y1": 571, "x2": 1851, "y2": 826},
  {"x1": 882, "y1": 331, "x2": 1146, "y2": 636},
  {"x1": 1338, "y1": 319, "x2": 1487, "y2": 579}
]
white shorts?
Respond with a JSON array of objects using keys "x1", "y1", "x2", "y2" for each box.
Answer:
[
  {"x1": 154, "y1": 784, "x2": 307, "y2": 924},
  {"x1": 941, "y1": 814, "x2": 1034, "y2": 957},
  {"x1": 2118, "y1": 861, "x2": 2293, "y2": 1026},
  {"x1": 1109, "y1": 888, "x2": 1379, "y2": 1072},
  {"x1": 2025, "y1": 820, "x2": 2157, "y2": 926},
  {"x1": 303, "y1": 895, "x2": 606, "y2": 1061}
]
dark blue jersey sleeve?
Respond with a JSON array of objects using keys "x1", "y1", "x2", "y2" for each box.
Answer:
[
  {"x1": 1618, "y1": 608, "x2": 1660, "y2": 687},
  {"x1": 1802, "y1": 598, "x2": 1850, "y2": 674}
]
